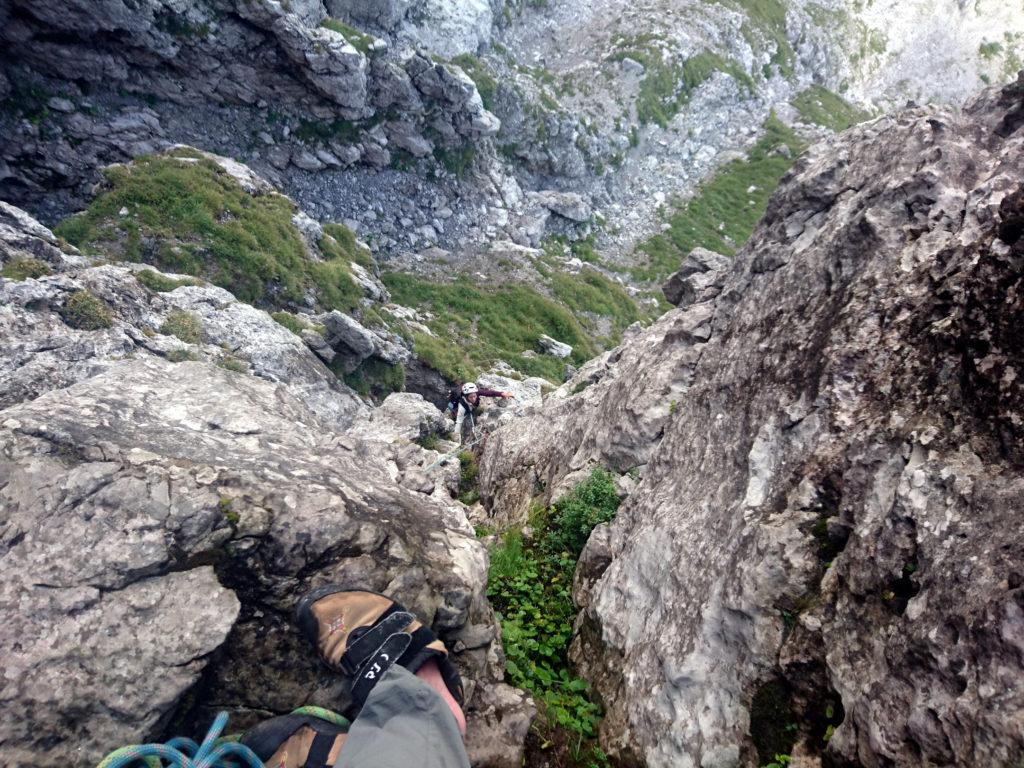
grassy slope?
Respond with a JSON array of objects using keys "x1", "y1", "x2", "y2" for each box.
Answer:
[
  {"x1": 792, "y1": 85, "x2": 870, "y2": 132},
  {"x1": 631, "y1": 115, "x2": 806, "y2": 282},
  {"x1": 55, "y1": 148, "x2": 367, "y2": 311},
  {"x1": 384, "y1": 263, "x2": 644, "y2": 383}
]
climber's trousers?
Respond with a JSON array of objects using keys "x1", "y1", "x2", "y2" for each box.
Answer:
[{"x1": 335, "y1": 666, "x2": 470, "y2": 768}]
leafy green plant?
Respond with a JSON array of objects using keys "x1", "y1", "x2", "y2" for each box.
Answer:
[
  {"x1": 762, "y1": 755, "x2": 791, "y2": 768},
  {"x1": 61, "y1": 290, "x2": 113, "y2": 330},
  {"x1": 1, "y1": 256, "x2": 52, "y2": 280},
  {"x1": 159, "y1": 309, "x2": 204, "y2": 344},
  {"x1": 488, "y1": 469, "x2": 621, "y2": 766}
]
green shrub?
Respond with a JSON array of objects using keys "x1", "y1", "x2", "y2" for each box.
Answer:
[
  {"x1": 340, "y1": 358, "x2": 406, "y2": 400},
  {"x1": 631, "y1": 114, "x2": 805, "y2": 282},
  {"x1": 414, "y1": 433, "x2": 440, "y2": 451},
  {"x1": 1, "y1": 256, "x2": 52, "y2": 280},
  {"x1": 449, "y1": 54, "x2": 498, "y2": 110},
  {"x1": 53, "y1": 149, "x2": 362, "y2": 312},
  {"x1": 487, "y1": 469, "x2": 622, "y2": 766},
  {"x1": 219, "y1": 355, "x2": 248, "y2": 373},
  {"x1": 458, "y1": 450, "x2": 480, "y2": 505},
  {"x1": 159, "y1": 309, "x2": 203, "y2": 344},
  {"x1": 544, "y1": 468, "x2": 620, "y2": 557},
  {"x1": 61, "y1": 290, "x2": 113, "y2": 330},
  {"x1": 434, "y1": 144, "x2": 477, "y2": 177},
  {"x1": 136, "y1": 268, "x2": 200, "y2": 292}
]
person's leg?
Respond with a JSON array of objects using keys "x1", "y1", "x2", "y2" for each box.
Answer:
[
  {"x1": 334, "y1": 664, "x2": 469, "y2": 768},
  {"x1": 416, "y1": 658, "x2": 466, "y2": 736}
]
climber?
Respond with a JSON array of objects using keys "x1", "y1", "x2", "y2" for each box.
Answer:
[
  {"x1": 446, "y1": 382, "x2": 515, "y2": 444},
  {"x1": 97, "y1": 586, "x2": 469, "y2": 768}
]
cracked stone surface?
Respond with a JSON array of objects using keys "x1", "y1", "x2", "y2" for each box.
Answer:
[{"x1": 481, "y1": 77, "x2": 1024, "y2": 767}]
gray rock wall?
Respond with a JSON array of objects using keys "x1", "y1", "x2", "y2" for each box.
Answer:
[{"x1": 480, "y1": 77, "x2": 1024, "y2": 767}]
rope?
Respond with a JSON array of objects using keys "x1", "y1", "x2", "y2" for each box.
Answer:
[
  {"x1": 288, "y1": 706, "x2": 350, "y2": 729},
  {"x1": 96, "y1": 712, "x2": 263, "y2": 768}
]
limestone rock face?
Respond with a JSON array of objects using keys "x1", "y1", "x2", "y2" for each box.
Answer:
[
  {"x1": 0, "y1": 355, "x2": 529, "y2": 766},
  {"x1": 0, "y1": 192, "x2": 533, "y2": 767},
  {"x1": 0, "y1": 0, "x2": 499, "y2": 217},
  {"x1": 480, "y1": 80, "x2": 1024, "y2": 766}
]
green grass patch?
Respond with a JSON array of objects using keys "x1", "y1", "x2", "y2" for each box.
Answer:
[
  {"x1": 219, "y1": 355, "x2": 248, "y2": 374},
  {"x1": 340, "y1": 358, "x2": 406, "y2": 401},
  {"x1": 631, "y1": 114, "x2": 806, "y2": 282},
  {"x1": 458, "y1": 450, "x2": 480, "y2": 505},
  {"x1": 488, "y1": 469, "x2": 621, "y2": 766},
  {"x1": 549, "y1": 268, "x2": 641, "y2": 344},
  {"x1": 159, "y1": 309, "x2": 204, "y2": 344},
  {"x1": 271, "y1": 310, "x2": 309, "y2": 336},
  {"x1": 449, "y1": 54, "x2": 498, "y2": 110},
  {"x1": 319, "y1": 17, "x2": 375, "y2": 55},
  {"x1": 61, "y1": 290, "x2": 113, "y2": 330},
  {"x1": 383, "y1": 273, "x2": 598, "y2": 383},
  {"x1": 791, "y1": 85, "x2": 869, "y2": 132},
  {"x1": 54, "y1": 149, "x2": 363, "y2": 312},
  {"x1": 979, "y1": 40, "x2": 1003, "y2": 59},
  {"x1": 612, "y1": 42, "x2": 753, "y2": 128},
  {"x1": 713, "y1": 0, "x2": 795, "y2": 76},
  {"x1": 136, "y1": 268, "x2": 201, "y2": 292},
  {"x1": 1, "y1": 256, "x2": 52, "y2": 280}
]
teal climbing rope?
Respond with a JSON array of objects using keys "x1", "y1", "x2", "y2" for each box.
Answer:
[{"x1": 96, "y1": 712, "x2": 263, "y2": 768}]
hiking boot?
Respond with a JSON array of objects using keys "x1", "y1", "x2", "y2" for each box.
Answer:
[
  {"x1": 295, "y1": 585, "x2": 463, "y2": 708},
  {"x1": 241, "y1": 707, "x2": 349, "y2": 768}
]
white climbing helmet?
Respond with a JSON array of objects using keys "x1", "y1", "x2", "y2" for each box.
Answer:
[{"x1": 462, "y1": 382, "x2": 479, "y2": 395}]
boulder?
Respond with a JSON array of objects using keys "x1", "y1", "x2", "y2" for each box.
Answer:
[
  {"x1": 538, "y1": 334, "x2": 573, "y2": 358},
  {"x1": 534, "y1": 190, "x2": 592, "y2": 223},
  {"x1": 322, "y1": 309, "x2": 377, "y2": 359},
  {"x1": 661, "y1": 246, "x2": 730, "y2": 307},
  {"x1": 0, "y1": 356, "x2": 528, "y2": 765}
]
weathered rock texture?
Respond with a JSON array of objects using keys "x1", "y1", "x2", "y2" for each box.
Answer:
[
  {"x1": 480, "y1": 77, "x2": 1024, "y2": 767},
  {"x1": 0, "y1": 203, "x2": 532, "y2": 767},
  {"x1": 0, "y1": 0, "x2": 498, "y2": 219}
]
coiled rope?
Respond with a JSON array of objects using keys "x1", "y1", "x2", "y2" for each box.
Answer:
[{"x1": 95, "y1": 712, "x2": 263, "y2": 768}]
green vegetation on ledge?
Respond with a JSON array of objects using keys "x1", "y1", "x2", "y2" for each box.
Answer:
[
  {"x1": 792, "y1": 85, "x2": 870, "y2": 133},
  {"x1": 319, "y1": 18, "x2": 375, "y2": 55},
  {"x1": 449, "y1": 53, "x2": 498, "y2": 110},
  {"x1": 54, "y1": 148, "x2": 366, "y2": 313},
  {"x1": 1, "y1": 256, "x2": 52, "y2": 281},
  {"x1": 632, "y1": 114, "x2": 806, "y2": 282},
  {"x1": 488, "y1": 468, "x2": 621, "y2": 767},
  {"x1": 61, "y1": 290, "x2": 113, "y2": 331},
  {"x1": 611, "y1": 37, "x2": 753, "y2": 128},
  {"x1": 383, "y1": 273, "x2": 598, "y2": 383}
]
